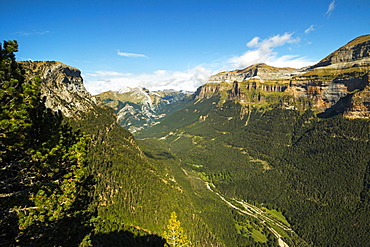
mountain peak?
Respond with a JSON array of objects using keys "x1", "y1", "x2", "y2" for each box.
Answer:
[
  {"x1": 311, "y1": 34, "x2": 370, "y2": 69},
  {"x1": 208, "y1": 63, "x2": 301, "y2": 84},
  {"x1": 19, "y1": 61, "x2": 97, "y2": 118},
  {"x1": 344, "y1": 34, "x2": 370, "y2": 47},
  {"x1": 118, "y1": 86, "x2": 150, "y2": 94}
]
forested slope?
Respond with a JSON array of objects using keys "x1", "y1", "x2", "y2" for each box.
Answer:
[
  {"x1": 137, "y1": 93, "x2": 370, "y2": 246},
  {"x1": 2, "y1": 40, "x2": 286, "y2": 247},
  {"x1": 3, "y1": 36, "x2": 370, "y2": 246},
  {"x1": 135, "y1": 35, "x2": 370, "y2": 246}
]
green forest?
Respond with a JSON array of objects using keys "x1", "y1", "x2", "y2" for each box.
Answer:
[
  {"x1": 0, "y1": 41, "x2": 285, "y2": 246},
  {"x1": 137, "y1": 93, "x2": 370, "y2": 246},
  {"x1": 1, "y1": 40, "x2": 370, "y2": 247}
]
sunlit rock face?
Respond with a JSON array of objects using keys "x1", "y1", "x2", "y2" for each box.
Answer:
[
  {"x1": 20, "y1": 61, "x2": 98, "y2": 118},
  {"x1": 208, "y1": 63, "x2": 301, "y2": 83},
  {"x1": 310, "y1": 35, "x2": 370, "y2": 69},
  {"x1": 203, "y1": 35, "x2": 370, "y2": 118},
  {"x1": 96, "y1": 87, "x2": 191, "y2": 132},
  {"x1": 287, "y1": 35, "x2": 370, "y2": 117}
]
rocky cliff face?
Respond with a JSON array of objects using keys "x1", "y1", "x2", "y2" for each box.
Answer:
[
  {"x1": 208, "y1": 63, "x2": 301, "y2": 83},
  {"x1": 19, "y1": 61, "x2": 97, "y2": 118},
  {"x1": 286, "y1": 73, "x2": 369, "y2": 116},
  {"x1": 200, "y1": 35, "x2": 370, "y2": 118},
  {"x1": 96, "y1": 87, "x2": 191, "y2": 132},
  {"x1": 201, "y1": 64, "x2": 302, "y2": 104},
  {"x1": 310, "y1": 35, "x2": 370, "y2": 69},
  {"x1": 288, "y1": 35, "x2": 370, "y2": 117},
  {"x1": 194, "y1": 82, "x2": 231, "y2": 100}
]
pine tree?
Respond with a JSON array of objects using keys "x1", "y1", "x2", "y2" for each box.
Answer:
[
  {"x1": 163, "y1": 212, "x2": 190, "y2": 247},
  {"x1": 0, "y1": 40, "x2": 92, "y2": 246}
]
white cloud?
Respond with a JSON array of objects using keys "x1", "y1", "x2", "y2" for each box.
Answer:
[
  {"x1": 229, "y1": 33, "x2": 312, "y2": 69},
  {"x1": 15, "y1": 30, "x2": 50, "y2": 36},
  {"x1": 19, "y1": 57, "x2": 34, "y2": 61},
  {"x1": 83, "y1": 65, "x2": 213, "y2": 95},
  {"x1": 117, "y1": 50, "x2": 148, "y2": 58},
  {"x1": 325, "y1": 0, "x2": 336, "y2": 17},
  {"x1": 268, "y1": 55, "x2": 314, "y2": 68},
  {"x1": 85, "y1": 32, "x2": 317, "y2": 95},
  {"x1": 305, "y1": 25, "x2": 315, "y2": 34},
  {"x1": 247, "y1": 37, "x2": 260, "y2": 47},
  {"x1": 85, "y1": 70, "x2": 131, "y2": 77}
]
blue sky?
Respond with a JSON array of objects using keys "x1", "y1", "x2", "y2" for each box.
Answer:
[{"x1": 1, "y1": 0, "x2": 369, "y2": 94}]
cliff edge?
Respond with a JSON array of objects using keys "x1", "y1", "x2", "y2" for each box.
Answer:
[
  {"x1": 19, "y1": 61, "x2": 98, "y2": 118},
  {"x1": 202, "y1": 35, "x2": 370, "y2": 118}
]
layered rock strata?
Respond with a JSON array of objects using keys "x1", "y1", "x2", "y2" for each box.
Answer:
[
  {"x1": 19, "y1": 61, "x2": 97, "y2": 117},
  {"x1": 208, "y1": 63, "x2": 301, "y2": 83},
  {"x1": 202, "y1": 35, "x2": 370, "y2": 118}
]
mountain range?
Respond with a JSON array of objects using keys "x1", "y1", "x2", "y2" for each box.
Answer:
[
  {"x1": 100, "y1": 35, "x2": 369, "y2": 136},
  {"x1": 1, "y1": 35, "x2": 369, "y2": 246},
  {"x1": 96, "y1": 88, "x2": 191, "y2": 133}
]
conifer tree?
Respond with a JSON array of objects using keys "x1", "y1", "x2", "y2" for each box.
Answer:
[
  {"x1": 163, "y1": 212, "x2": 190, "y2": 247},
  {"x1": 0, "y1": 40, "x2": 92, "y2": 246}
]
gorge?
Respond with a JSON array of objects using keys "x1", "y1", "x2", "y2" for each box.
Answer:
[{"x1": 1, "y1": 35, "x2": 370, "y2": 246}]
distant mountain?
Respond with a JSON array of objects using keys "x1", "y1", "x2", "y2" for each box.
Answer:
[
  {"x1": 106, "y1": 35, "x2": 369, "y2": 132},
  {"x1": 96, "y1": 87, "x2": 192, "y2": 133}
]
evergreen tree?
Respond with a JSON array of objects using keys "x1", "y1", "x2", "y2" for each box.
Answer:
[
  {"x1": 163, "y1": 212, "x2": 190, "y2": 247},
  {"x1": 0, "y1": 40, "x2": 92, "y2": 246}
]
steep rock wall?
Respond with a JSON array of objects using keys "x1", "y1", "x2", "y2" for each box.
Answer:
[
  {"x1": 208, "y1": 63, "x2": 301, "y2": 83},
  {"x1": 310, "y1": 35, "x2": 370, "y2": 69},
  {"x1": 203, "y1": 35, "x2": 370, "y2": 118},
  {"x1": 19, "y1": 61, "x2": 97, "y2": 117}
]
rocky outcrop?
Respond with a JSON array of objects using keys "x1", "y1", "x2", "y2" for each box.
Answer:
[
  {"x1": 194, "y1": 83, "x2": 232, "y2": 100},
  {"x1": 286, "y1": 75, "x2": 369, "y2": 112},
  {"x1": 194, "y1": 80, "x2": 289, "y2": 102},
  {"x1": 230, "y1": 81, "x2": 241, "y2": 99},
  {"x1": 245, "y1": 82, "x2": 287, "y2": 92},
  {"x1": 19, "y1": 61, "x2": 97, "y2": 117},
  {"x1": 203, "y1": 35, "x2": 370, "y2": 118},
  {"x1": 208, "y1": 63, "x2": 301, "y2": 83},
  {"x1": 310, "y1": 35, "x2": 370, "y2": 69},
  {"x1": 343, "y1": 83, "x2": 370, "y2": 118}
]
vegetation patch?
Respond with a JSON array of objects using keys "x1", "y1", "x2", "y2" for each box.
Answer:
[
  {"x1": 299, "y1": 66, "x2": 369, "y2": 80},
  {"x1": 251, "y1": 228, "x2": 268, "y2": 243},
  {"x1": 263, "y1": 208, "x2": 290, "y2": 226},
  {"x1": 250, "y1": 158, "x2": 272, "y2": 170}
]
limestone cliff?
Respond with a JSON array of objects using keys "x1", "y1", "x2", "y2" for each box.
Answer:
[
  {"x1": 310, "y1": 35, "x2": 370, "y2": 69},
  {"x1": 288, "y1": 35, "x2": 370, "y2": 117},
  {"x1": 194, "y1": 82, "x2": 232, "y2": 100},
  {"x1": 208, "y1": 63, "x2": 301, "y2": 83},
  {"x1": 19, "y1": 61, "x2": 97, "y2": 117},
  {"x1": 201, "y1": 35, "x2": 370, "y2": 118}
]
